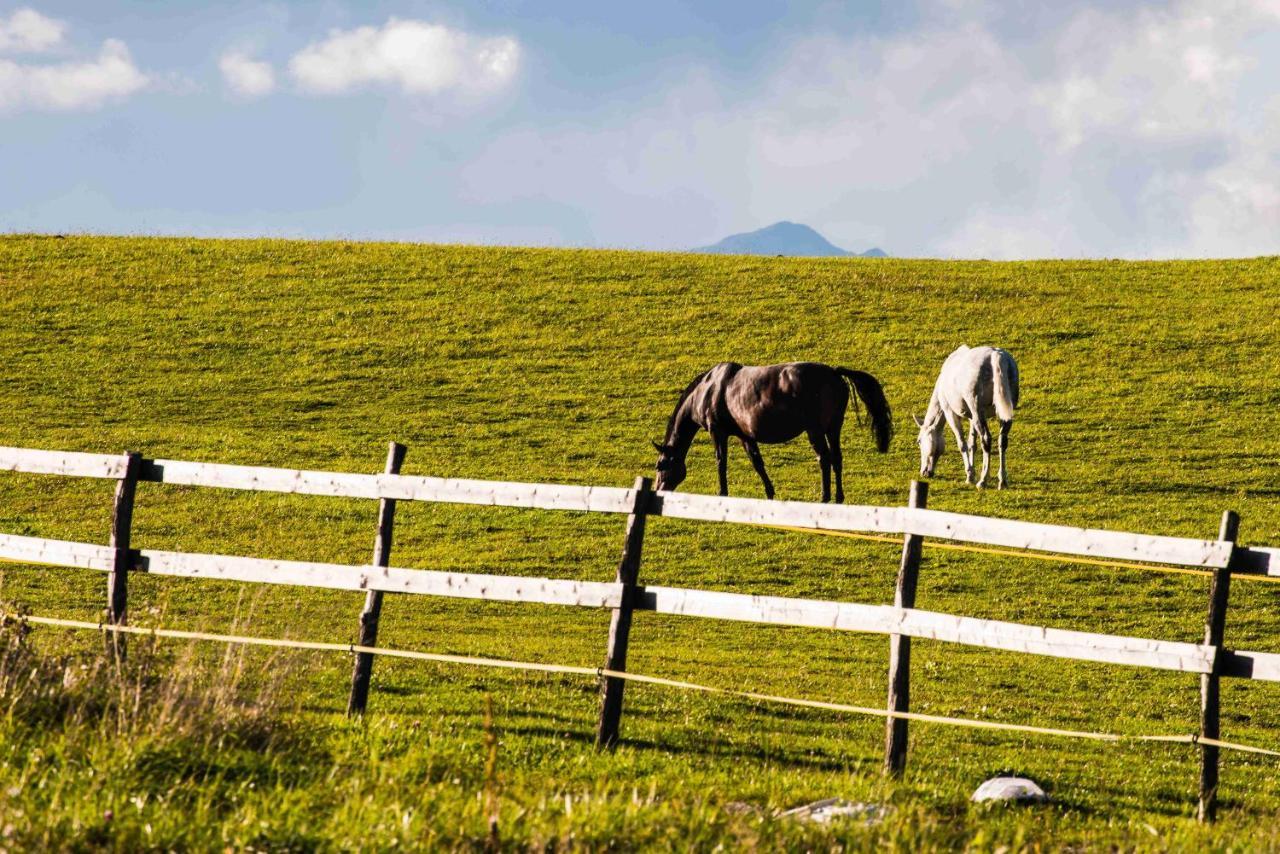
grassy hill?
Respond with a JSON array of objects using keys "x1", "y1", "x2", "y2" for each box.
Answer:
[{"x1": 2, "y1": 235, "x2": 1280, "y2": 849}]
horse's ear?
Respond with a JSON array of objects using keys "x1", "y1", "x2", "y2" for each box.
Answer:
[
  {"x1": 652, "y1": 440, "x2": 665, "y2": 453},
  {"x1": 912, "y1": 414, "x2": 923, "y2": 428}
]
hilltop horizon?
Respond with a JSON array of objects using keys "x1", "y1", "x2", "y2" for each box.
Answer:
[{"x1": 693, "y1": 221, "x2": 886, "y2": 258}]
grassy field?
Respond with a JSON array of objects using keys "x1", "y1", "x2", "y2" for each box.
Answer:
[{"x1": 2, "y1": 234, "x2": 1280, "y2": 850}]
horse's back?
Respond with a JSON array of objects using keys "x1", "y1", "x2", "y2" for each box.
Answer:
[
  {"x1": 937, "y1": 346, "x2": 1018, "y2": 420},
  {"x1": 734, "y1": 362, "x2": 840, "y2": 395},
  {"x1": 724, "y1": 362, "x2": 845, "y2": 442}
]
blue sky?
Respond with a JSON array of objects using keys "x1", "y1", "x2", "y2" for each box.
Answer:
[{"x1": 2, "y1": 1, "x2": 1279, "y2": 258}]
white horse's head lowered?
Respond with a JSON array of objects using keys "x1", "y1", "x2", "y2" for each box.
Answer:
[{"x1": 913, "y1": 414, "x2": 946, "y2": 478}]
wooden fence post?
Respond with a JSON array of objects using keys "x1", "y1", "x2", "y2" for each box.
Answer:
[
  {"x1": 347, "y1": 441, "x2": 407, "y2": 716},
  {"x1": 106, "y1": 451, "x2": 141, "y2": 657},
  {"x1": 1198, "y1": 509, "x2": 1238, "y2": 823},
  {"x1": 885, "y1": 479, "x2": 928, "y2": 777},
  {"x1": 595, "y1": 475, "x2": 652, "y2": 750}
]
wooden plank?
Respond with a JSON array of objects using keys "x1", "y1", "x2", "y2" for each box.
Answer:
[
  {"x1": 903, "y1": 507, "x2": 1233, "y2": 570},
  {"x1": 135, "y1": 549, "x2": 624, "y2": 608},
  {"x1": 639, "y1": 586, "x2": 1217, "y2": 673},
  {"x1": 894, "y1": 609, "x2": 1215, "y2": 672},
  {"x1": 652, "y1": 490, "x2": 1231, "y2": 569},
  {"x1": 0, "y1": 446, "x2": 130, "y2": 479},
  {"x1": 1235, "y1": 547, "x2": 1280, "y2": 577},
  {"x1": 16, "y1": 524, "x2": 1280, "y2": 686},
  {"x1": 597, "y1": 476, "x2": 652, "y2": 750},
  {"x1": 348, "y1": 441, "x2": 407, "y2": 716},
  {"x1": 654, "y1": 490, "x2": 903, "y2": 534},
  {"x1": 0, "y1": 444, "x2": 1247, "y2": 570},
  {"x1": 1221, "y1": 649, "x2": 1280, "y2": 682},
  {"x1": 141, "y1": 458, "x2": 636, "y2": 513},
  {"x1": 1199, "y1": 510, "x2": 1238, "y2": 823},
  {"x1": 0, "y1": 532, "x2": 116, "y2": 571},
  {"x1": 886, "y1": 480, "x2": 927, "y2": 777}
]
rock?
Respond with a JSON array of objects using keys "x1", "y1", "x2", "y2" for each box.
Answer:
[
  {"x1": 780, "y1": 798, "x2": 889, "y2": 825},
  {"x1": 971, "y1": 776, "x2": 1048, "y2": 804}
]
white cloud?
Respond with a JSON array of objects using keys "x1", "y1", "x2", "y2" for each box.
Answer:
[
  {"x1": 461, "y1": 0, "x2": 1280, "y2": 258},
  {"x1": 219, "y1": 50, "x2": 275, "y2": 98},
  {"x1": 288, "y1": 18, "x2": 518, "y2": 97},
  {"x1": 0, "y1": 7, "x2": 65, "y2": 54},
  {"x1": 0, "y1": 38, "x2": 147, "y2": 111}
]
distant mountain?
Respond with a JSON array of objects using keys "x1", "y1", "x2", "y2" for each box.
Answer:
[{"x1": 692, "y1": 221, "x2": 886, "y2": 258}]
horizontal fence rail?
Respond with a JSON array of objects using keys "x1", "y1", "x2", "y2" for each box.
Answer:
[
  {"x1": 0, "y1": 530, "x2": 1267, "y2": 682},
  {"x1": 655, "y1": 492, "x2": 1238, "y2": 570},
  {"x1": 0, "y1": 445, "x2": 1265, "y2": 572},
  {"x1": 2, "y1": 442, "x2": 1277, "y2": 822},
  {"x1": 641, "y1": 586, "x2": 1222, "y2": 674},
  {"x1": 141, "y1": 457, "x2": 639, "y2": 514},
  {"x1": 0, "y1": 446, "x2": 131, "y2": 479},
  {"x1": 0, "y1": 532, "x2": 116, "y2": 571}
]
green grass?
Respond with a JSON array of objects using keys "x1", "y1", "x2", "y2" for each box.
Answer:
[{"x1": 2, "y1": 234, "x2": 1280, "y2": 850}]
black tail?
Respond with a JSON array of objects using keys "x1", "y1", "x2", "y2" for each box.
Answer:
[{"x1": 836, "y1": 368, "x2": 893, "y2": 453}]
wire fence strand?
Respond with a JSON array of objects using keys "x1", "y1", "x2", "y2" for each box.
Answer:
[
  {"x1": 6, "y1": 611, "x2": 1278, "y2": 759},
  {"x1": 758, "y1": 524, "x2": 1280, "y2": 583}
]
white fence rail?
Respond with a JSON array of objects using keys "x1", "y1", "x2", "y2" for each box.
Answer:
[
  {"x1": 0, "y1": 445, "x2": 1253, "y2": 570},
  {"x1": 0, "y1": 531, "x2": 1234, "y2": 678}
]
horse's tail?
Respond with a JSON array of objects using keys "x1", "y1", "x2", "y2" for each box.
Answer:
[
  {"x1": 991, "y1": 350, "x2": 1019, "y2": 423},
  {"x1": 836, "y1": 368, "x2": 893, "y2": 453}
]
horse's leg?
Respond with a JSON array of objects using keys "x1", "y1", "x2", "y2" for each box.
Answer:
[
  {"x1": 967, "y1": 420, "x2": 979, "y2": 477},
  {"x1": 713, "y1": 431, "x2": 729, "y2": 496},
  {"x1": 826, "y1": 429, "x2": 844, "y2": 504},
  {"x1": 998, "y1": 419, "x2": 1012, "y2": 489},
  {"x1": 807, "y1": 429, "x2": 832, "y2": 502},
  {"x1": 945, "y1": 412, "x2": 972, "y2": 482},
  {"x1": 740, "y1": 438, "x2": 775, "y2": 499},
  {"x1": 974, "y1": 418, "x2": 993, "y2": 489}
]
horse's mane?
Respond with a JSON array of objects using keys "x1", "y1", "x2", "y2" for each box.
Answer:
[{"x1": 663, "y1": 368, "x2": 712, "y2": 442}]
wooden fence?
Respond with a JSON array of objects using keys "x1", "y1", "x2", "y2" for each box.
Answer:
[{"x1": 2, "y1": 443, "x2": 1279, "y2": 822}]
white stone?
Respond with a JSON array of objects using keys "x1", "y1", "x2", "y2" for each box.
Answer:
[{"x1": 971, "y1": 776, "x2": 1048, "y2": 804}]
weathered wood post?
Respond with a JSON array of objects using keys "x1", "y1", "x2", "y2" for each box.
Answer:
[
  {"x1": 595, "y1": 475, "x2": 653, "y2": 750},
  {"x1": 347, "y1": 441, "x2": 407, "y2": 716},
  {"x1": 885, "y1": 479, "x2": 928, "y2": 777},
  {"x1": 1198, "y1": 509, "x2": 1238, "y2": 823},
  {"x1": 106, "y1": 451, "x2": 142, "y2": 657}
]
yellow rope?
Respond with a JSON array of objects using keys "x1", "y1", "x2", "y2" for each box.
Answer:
[
  {"x1": 7, "y1": 612, "x2": 1278, "y2": 758},
  {"x1": 759, "y1": 525, "x2": 1280, "y2": 583}
]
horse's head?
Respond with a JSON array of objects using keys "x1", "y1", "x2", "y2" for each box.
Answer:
[
  {"x1": 913, "y1": 414, "x2": 945, "y2": 478},
  {"x1": 652, "y1": 441, "x2": 687, "y2": 492}
]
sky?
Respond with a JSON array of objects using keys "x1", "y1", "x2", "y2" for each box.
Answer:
[{"x1": 2, "y1": 0, "x2": 1279, "y2": 259}]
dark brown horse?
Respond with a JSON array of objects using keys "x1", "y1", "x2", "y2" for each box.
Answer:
[{"x1": 652, "y1": 362, "x2": 893, "y2": 503}]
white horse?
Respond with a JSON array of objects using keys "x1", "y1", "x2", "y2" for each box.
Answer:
[{"x1": 913, "y1": 345, "x2": 1019, "y2": 489}]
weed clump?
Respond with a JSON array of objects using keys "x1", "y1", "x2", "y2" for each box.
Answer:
[{"x1": 0, "y1": 613, "x2": 319, "y2": 850}]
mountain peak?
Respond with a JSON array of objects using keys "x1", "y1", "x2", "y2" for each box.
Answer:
[{"x1": 693, "y1": 222, "x2": 885, "y2": 258}]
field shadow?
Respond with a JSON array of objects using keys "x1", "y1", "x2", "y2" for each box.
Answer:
[
  {"x1": 1115, "y1": 481, "x2": 1280, "y2": 499},
  {"x1": 503, "y1": 721, "x2": 867, "y2": 773}
]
